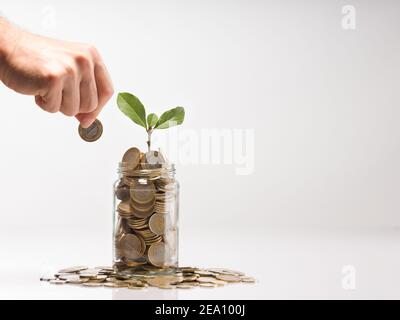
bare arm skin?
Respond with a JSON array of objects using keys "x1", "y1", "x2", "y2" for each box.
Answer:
[{"x1": 0, "y1": 18, "x2": 114, "y2": 128}]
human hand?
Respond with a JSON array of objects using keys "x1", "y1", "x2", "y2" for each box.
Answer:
[{"x1": 0, "y1": 19, "x2": 114, "y2": 128}]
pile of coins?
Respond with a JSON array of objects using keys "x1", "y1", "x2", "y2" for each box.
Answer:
[
  {"x1": 114, "y1": 147, "x2": 178, "y2": 271},
  {"x1": 41, "y1": 266, "x2": 256, "y2": 290}
]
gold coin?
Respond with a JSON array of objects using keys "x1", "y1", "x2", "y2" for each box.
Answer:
[
  {"x1": 58, "y1": 266, "x2": 88, "y2": 274},
  {"x1": 144, "y1": 150, "x2": 166, "y2": 166},
  {"x1": 78, "y1": 119, "x2": 103, "y2": 142},
  {"x1": 199, "y1": 283, "x2": 217, "y2": 288},
  {"x1": 117, "y1": 202, "x2": 134, "y2": 219},
  {"x1": 115, "y1": 274, "x2": 133, "y2": 280},
  {"x1": 131, "y1": 197, "x2": 156, "y2": 210},
  {"x1": 154, "y1": 200, "x2": 171, "y2": 211},
  {"x1": 95, "y1": 266, "x2": 113, "y2": 272},
  {"x1": 215, "y1": 274, "x2": 241, "y2": 282},
  {"x1": 136, "y1": 229, "x2": 162, "y2": 245},
  {"x1": 147, "y1": 242, "x2": 170, "y2": 267},
  {"x1": 49, "y1": 279, "x2": 67, "y2": 285},
  {"x1": 128, "y1": 285, "x2": 146, "y2": 290},
  {"x1": 158, "y1": 285, "x2": 176, "y2": 289},
  {"x1": 122, "y1": 279, "x2": 146, "y2": 286},
  {"x1": 117, "y1": 201, "x2": 133, "y2": 214},
  {"x1": 82, "y1": 282, "x2": 103, "y2": 287},
  {"x1": 208, "y1": 268, "x2": 245, "y2": 276},
  {"x1": 50, "y1": 265, "x2": 251, "y2": 290},
  {"x1": 241, "y1": 276, "x2": 256, "y2": 283},
  {"x1": 127, "y1": 220, "x2": 149, "y2": 231},
  {"x1": 156, "y1": 181, "x2": 176, "y2": 193},
  {"x1": 79, "y1": 268, "x2": 100, "y2": 275},
  {"x1": 118, "y1": 233, "x2": 144, "y2": 260},
  {"x1": 213, "y1": 280, "x2": 228, "y2": 286},
  {"x1": 149, "y1": 213, "x2": 166, "y2": 236},
  {"x1": 66, "y1": 276, "x2": 89, "y2": 284},
  {"x1": 179, "y1": 267, "x2": 196, "y2": 273},
  {"x1": 68, "y1": 278, "x2": 89, "y2": 285},
  {"x1": 131, "y1": 200, "x2": 155, "y2": 219},
  {"x1": 124, "y1": 259, "x2": 147, "y2": 267},
  {"x1": 194, "y1": 270, "x2": 216, "y2": 277},
  {"x1": 97, "y1": 270, "x2": 115, "y2": 276},
  {"x1": 183, "y1": 275, "x2": 198, "y2": 282},
  {"x1": 197, "y1": 277, "x2": 217, "y2": 283},
  {"x1": 122, "y1": 147, "x2": 141, "y2": 171},
  {"x1": 177, "y1": 284, "x2": 195, "y2": 289},
  {"x1": 137, "y1": 235, "x2": 147, "y2": 251},
  {"x1": 180, "y1": 281, "x2": 199, "y2": 286},
  {"x1": 147, "y1": 275, "x2": 182, "y2": 286},
  {"x1": 123, "y1": 176, "x2": 136, "y2": 187},
  {"x1": 130, "y1": 180, "x2": 156, "y2": 204},
  {"x1": 104, "y1": 282, "x2": 126, "y2": 288},
  {"x1": 154, "y1": 207, "x2": 169, "y2": 215},
  {"x1": 145, "y1": 237, "x2": 163, "y2": 245},
  {"x1": 93, "y1": 275, "x2": 108, "y2": 281},
  {"x1": 116, "y1": 182, "x2": 130, "y2": 201},
  {"x1": 146, "y1": 277, "x2": 171, "y2": 287},
  {"x1": 79, "y1": 273, "x2": 99, "y2": 279},
  {"x1": 58, "y1": 274, "x2": 81, "y2": 281}
]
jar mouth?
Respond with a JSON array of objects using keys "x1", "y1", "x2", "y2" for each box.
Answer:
[{"x1": 118, "y1": 162, "x2": 175, "y2": 178}]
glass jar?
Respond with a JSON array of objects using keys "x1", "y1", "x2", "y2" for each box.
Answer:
[{"x1": 113, "y1": 162, "x2": 179, "y2": 274}]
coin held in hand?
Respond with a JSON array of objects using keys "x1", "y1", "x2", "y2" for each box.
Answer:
[{"x1": 78, "y1": 119, "x2": 103, "y2": 142}]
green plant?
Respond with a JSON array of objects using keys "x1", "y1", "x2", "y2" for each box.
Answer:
[{"x1": 117, "y1": 92, "x2": 185, "y2": 151}]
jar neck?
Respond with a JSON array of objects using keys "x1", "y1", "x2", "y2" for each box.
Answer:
[{"x1": 118, "y1": 163, "x2": 176, "y2": 180}]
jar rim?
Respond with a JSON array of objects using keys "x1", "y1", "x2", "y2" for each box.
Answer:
[{"x1": 118, "y1": 162, "x2": 175, "y2": 177}]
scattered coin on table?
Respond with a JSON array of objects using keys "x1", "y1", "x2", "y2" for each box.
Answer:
[{"x1": 41, "y1": 266, "x2": 255, "y2": 290}]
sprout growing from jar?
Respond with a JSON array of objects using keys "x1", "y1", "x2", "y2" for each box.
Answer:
[{"x1": 117, "y1": 92, "x2": 185, "y2": 151}]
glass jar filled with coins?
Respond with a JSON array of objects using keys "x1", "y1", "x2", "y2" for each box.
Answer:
[{"x1": 113, "y1": 147, "x2": 179, "y2": 274}]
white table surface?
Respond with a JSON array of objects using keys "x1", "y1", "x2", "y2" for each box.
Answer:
[{"x1": 0, "y1": 225, "x2": 399, "y2": 300}]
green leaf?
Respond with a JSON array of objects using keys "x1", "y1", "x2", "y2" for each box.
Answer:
[
  {"x1": 147, "y1": 113, "x2": 159, "y2": 128},
  {"x1": 155, "y1": 107, "x2": 185, "y2": 129},
  {"x1": 117, "y1": 93, "x2": 147, "y2": 129}
]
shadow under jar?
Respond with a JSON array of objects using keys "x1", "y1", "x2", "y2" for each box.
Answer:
[{"x1": 113, "y1": 162, "x2": 179, "y2": 274}]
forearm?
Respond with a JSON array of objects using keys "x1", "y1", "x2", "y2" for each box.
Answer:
[
  {"x1": 0, "y1": 17, "x2": 10, "y2": 63},
  {"x1": 0, "y1": 16, "x2": 113, "y2": 125},
  {"x1": 0, "y1": 18, "x2": 21, "y2": 78}
]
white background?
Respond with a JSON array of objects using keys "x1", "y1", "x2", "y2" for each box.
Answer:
[{"x1": 0, "y1": 0, "x2": 399, "y2": 299}]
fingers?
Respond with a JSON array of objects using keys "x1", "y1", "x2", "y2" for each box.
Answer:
[
  {"x1": 35, "y1": 79, "x2": 63, "y2": 113},
  {"x1": 79, "y1": 74, "x2": 98, "y2": 114},
  {"x1": 60, "y1": 80, "x2": 80, "y2": 117},
  {"x1": 76, "y1": 62, "x2": 113, "y2": 128},
  {"x1": 32, "y1": 43, "x2": 112, "y2": 124},
  {"x1": 35, "y1": 66, "x2": 82, "y2": 117}
]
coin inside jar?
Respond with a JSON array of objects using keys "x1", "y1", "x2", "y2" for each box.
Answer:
[
  {"x1": 117, "y1": 201, "x2": 133, "y2": 217},
  {"x1": 78, "y1": 119, "x2": 103, "y2": 142},
  {"x1": 130, "y1": 180, "x2": 156, "y2": 204},
  {"x1": 148, "y1": 242, "x2": 169, "y2": 267},
  {"x1": 117, "y1": 216, "x2": 136, "y2": 235},
  {"x1": 131, "y1": 200, "x2": 155, "y2": 219},
  {"x1": 149, "y1": 213, "x2": 166, "y2": 236},
  {"x1": 117, "y1": 234, "x2": 145, "y2": 260},
  {"x1": 116, "y1": 182, "x2": 130, "y2": 201}
]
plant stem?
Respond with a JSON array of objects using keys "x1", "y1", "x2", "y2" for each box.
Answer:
[{"x1": 147, "y1": 129, "x2": 153, "y2": 152}]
